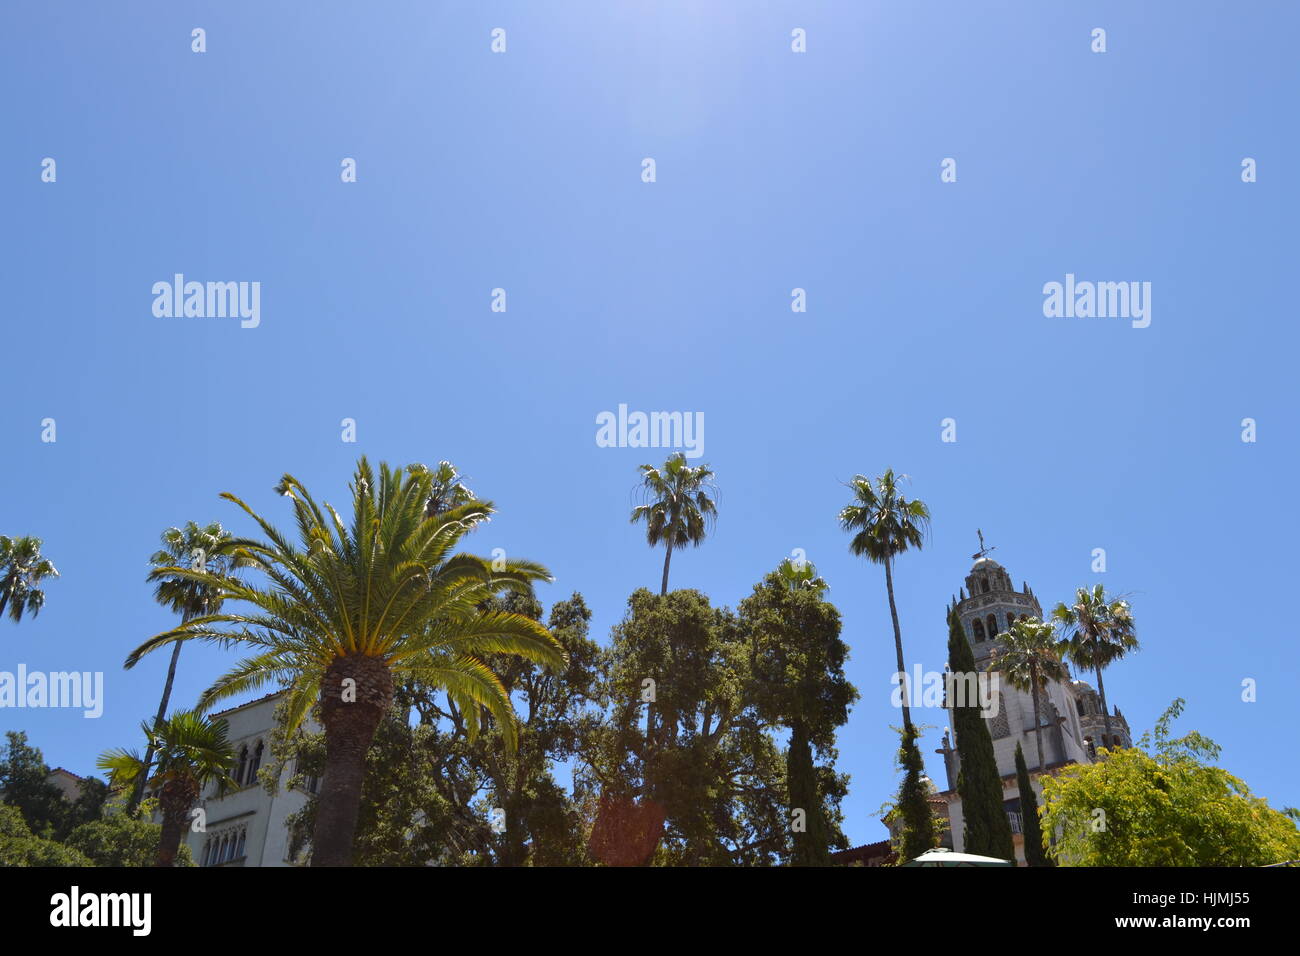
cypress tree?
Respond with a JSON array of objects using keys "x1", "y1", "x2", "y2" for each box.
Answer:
[
  {"x1": 1015, "y1": 742, "x2": 1053, "y2": 866},
  {"x1": 895, "y1": 724, "x2": 939, "y2": 862},
  {"x1": 946, "y1": 607, "x2": 1014, "y2": 860}
]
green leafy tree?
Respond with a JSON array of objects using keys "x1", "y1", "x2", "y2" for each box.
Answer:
[
  {"x1": 0, "y1": 805, "x2": 92, "y2": 866},
  {"x1": 0, "y1": 731, "x2": 67, "y2": 838},
  {"x1": 838, "y1": 469, "x2": 930, "y2": 733},
  {"x1": 740, "y1": 558, "x2": 858, "y2": 866},
  {"x1": 945, "y1": 608, "x2": 1013, "y2": 860},
  {"x1": 630, "y1": 453, "x2": 718, "y2": 596},
  {"x1": 98, "y1": 710, "x2": 238, "y2": 867},
  {"x1": 0, "y1": 535, "x2": 58, "y2": 623},
  {"x1": 1041, "y1": 699, "x2": 1300, "y2": 866},
  {"x1": 1013, "y1": 742, "x2": 1051, "y2": 867},
  {"x1": 580, "y1": 588, "x2": 787, "y2": 865},
  {"x1": 989, "y1": 617, "x2": 1068, "y2": 771},
  {"x1": 133, "y1": 520, "x2": 247, "y2": 811},
  {"x1": 0, "y1": 731, "x2": 103, "y2": 840},
  {"x1": 126, "y1": 458, "x2": 565, "y2": 866},
  {"x1": 1052, "y1": 585, "x2": 1138, "y2": 745},
  {"x1": 66, "y1": 814, "x2": 193, "y2": 867},
  {"x1": 890, "y1": 724, "x2": 942, "y2": 863}
]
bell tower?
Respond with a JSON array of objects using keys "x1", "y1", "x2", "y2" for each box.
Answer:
[{"x1": 950, "y1": 531, "x2": 1042, "y2": 666}]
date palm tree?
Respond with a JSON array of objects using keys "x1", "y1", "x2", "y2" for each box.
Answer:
[
  {"x1": 1052, "y1": 584, "x2": 1139, "y2": 748},
  {"x1": 98, "y1": 710, "x2": 238, "y2": 867},
  {"x1": 838, "y1": 468, "x2": 930, "y2": 732},
  {"x1": 129, "y1": 522, "x2": 247, "y2": 812},
  {"x1": 124, "y1": 457, "x2": 565, "y2": 866},
  {"x1": 0, "y1": 535, "x2": 58, "y2": 623},
  {"x1": 630, "y1": 453, "x2": 718, "y2": 596},
  {"x1": 988, "y1": 617, "x2": 1068, "y2": 771}
]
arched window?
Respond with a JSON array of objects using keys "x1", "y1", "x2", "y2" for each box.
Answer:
[
  {"x1": 247, "y1": 740, "x2": 264, "y2": 785},
  {"x1": 235, "y1": 830, "x2": 247, "y2": 860},
  {"x1": 981, "y1": 577, "x2": 990, "y2": 593},
  {"x1": 972, "y1": 619, "x2": 986, "y2": 642},
  {"x1": 201, "y1": 840, "x2": 211, "y2": 867},
  {"x1": 235, "y1": 746, "x2": 248, "y2": 787},
  {"x1": 986, "y1": 614, "x2": 998, "y2": 639},
  {"x1": 1007, "y1": 613, "x2": 1017, "y2": 631}
]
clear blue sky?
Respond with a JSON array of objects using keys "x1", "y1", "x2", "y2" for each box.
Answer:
[{"x1": 2, "y1": 1, "x2": 1297, "y2": 847}]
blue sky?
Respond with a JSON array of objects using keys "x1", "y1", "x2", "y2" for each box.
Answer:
[{"x1": 2, "y1": 1, "x2": 1297, "y2": 848}]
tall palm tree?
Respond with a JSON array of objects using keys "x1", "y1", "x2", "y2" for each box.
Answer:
[
  {"x1": 1052, "y1": 584, "x2": 1139, "y2": 748},
  {"x1": 129, "y1": 522, "x2": 246, "y2": 812},
  {"x1": 630, "y1": 453, "x2": 718, "y2": 596},
  {"x1": 838, "y1": 469, "x2": 930, "y2": 732},
  {"x1": 988, "y1": 617, "x2": 1068, "y2": 771},
  {"x1": 98, "y1": 710, "x2": 238, "y2": 867},
  {"x1": 124, "y1": 458, "x2": 566, "y2": 866},
  {"x1": 0, "y1": 535, "x2": 58, "y2": 623}
]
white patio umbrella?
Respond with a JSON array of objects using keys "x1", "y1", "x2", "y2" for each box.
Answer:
[{"x1": 902, "y1": 848, "x2": 1013, "y2": 867}]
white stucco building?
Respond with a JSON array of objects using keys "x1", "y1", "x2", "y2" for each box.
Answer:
[{"x1": 180, "y1": 692, "x2": 316, "y2": 867}]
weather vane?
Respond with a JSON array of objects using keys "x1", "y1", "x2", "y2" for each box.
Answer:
[{"x1": 972, "y1": 529, "x2": 996, "y2": 561}]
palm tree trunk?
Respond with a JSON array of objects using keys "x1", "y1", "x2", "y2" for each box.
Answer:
[
  {"x1": 130, "y1": 640, "x2": 184, "y2": 812},
  {"x1": 660, "y1": 541, "x2": 673, "y2": 596},
  {"x1": 884, "y1": 555, "x2": 911, "y2": 733},
  {"x1": 155, "y1": 779, "x2": 196, "y2": 867},
  {"x1": 312, "y1": 654, "x2": 394, "y2": 866},
  {"x1": 1095, "y1": 649, "x2": 1113, "y2": 746},
  {"x1": 156, "y1": 809, "x2": 184, "y2": 867},
  {"x1": 1029, "y1": 663, "x2": 1045, "y2": 771}
]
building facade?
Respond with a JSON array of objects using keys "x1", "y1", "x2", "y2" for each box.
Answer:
[
  {"x1": 935, "y1": 554, "x2": 1130, "y2": 864},
  {"x1": 178, "y1": 692, "x2": 316, "y2": 867}
]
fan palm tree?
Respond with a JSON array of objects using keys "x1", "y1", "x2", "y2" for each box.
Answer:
[
  {"x1": 0, "y1": 535, "x2": 58, "y2": 623},
  {"x1": 98, "y1": 710, "x2": 238, "y2": 867},
  {"x1": 988, "y1": 618, "x2": 1069, "y2": 771},
  {"x1": 123, "y1": 457, "x2": 566, "y2": 866},
  {"x1": 129, "y1": 521, "x2": 247, "y2": 812},
  {"x1": 424, "y1": 460, "x2": 476, "y2": 517},
  {"x1": 838, "y1": 469, "x2": 930, "y2": 732},
  {"x1": 776, "y1": 555, "x2": 828, "y2": 595},
  {"x1": 630, "y1": 453, "x2": 718, "y2": 596},
  {"x1": 1052, "y1": 584, "x2": 1139, "y2": 748}
]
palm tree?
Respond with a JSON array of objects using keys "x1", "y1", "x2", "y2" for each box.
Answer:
[
  {"x1": 776, "y1": 555, "x2": 827, "y2": 595},
  {"x1": 1052, "y1": 584, "x2": 1139, "y2": 748},
  {"x1": 630, "y1": 453, "x2": 718, "y2": 596},
  {"x1": 424, "y1": 460, "x2": 476, "y2": 517},
  {"x1": 988, "y1": 618, "x2": 1068, "y2": 771},
  {"x1": 98, "y1": 710, "x2": 238, "y2": 867},
  {"x1": 0, "y1": 535, "x2": 58, "y2": 623},
  {"x1": 129, "y1": 521, "x2": 246, "y2": 812},
  {"x1": 838, "y1": 469, "x2": 930, "y2": 732},
  {"x1": 124, "y1": 457, "x2": 566, "y2": 866}
]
